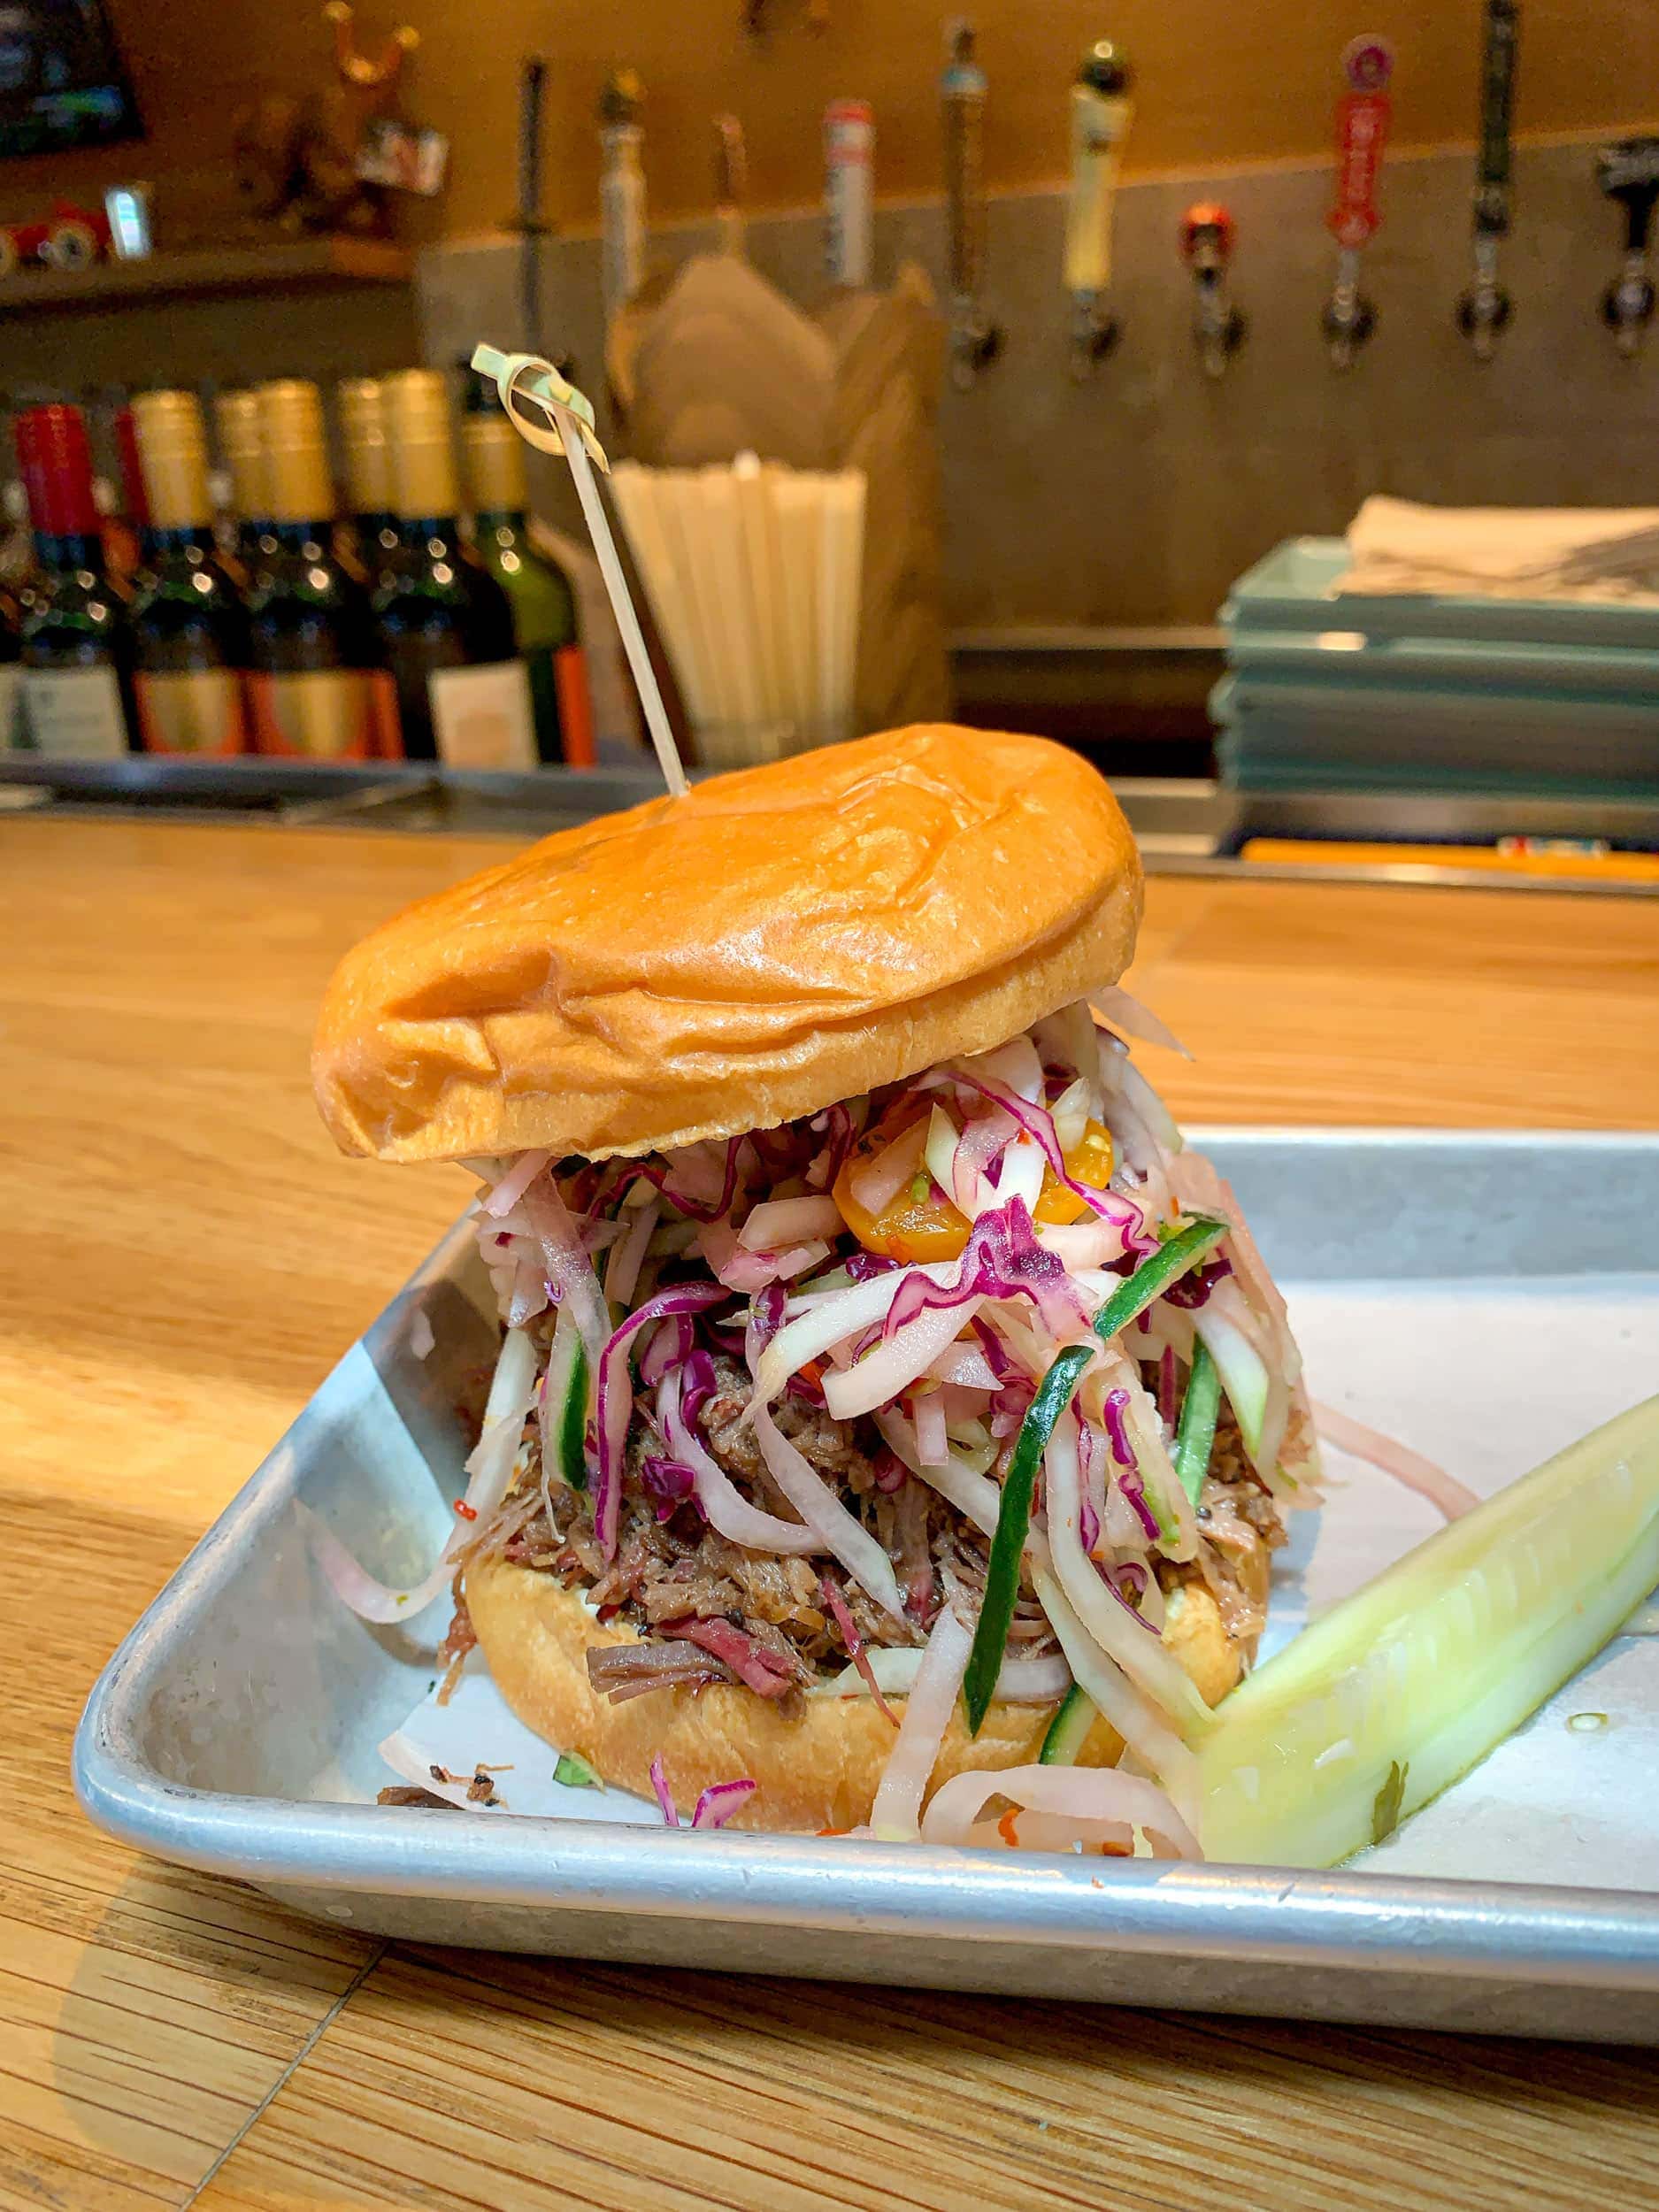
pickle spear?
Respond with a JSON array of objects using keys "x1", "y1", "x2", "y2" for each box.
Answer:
[{"x1": 1198, "y1": 1395, "x2": 1659, "y2": 1869}]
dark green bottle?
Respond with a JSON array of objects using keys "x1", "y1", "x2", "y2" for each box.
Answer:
[{"x1": 460, "y1": 365, "x2": 595, "y2": 764}]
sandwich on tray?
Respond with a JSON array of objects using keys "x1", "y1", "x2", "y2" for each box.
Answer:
[{"x1": 313, "y1": 724, "x2": 1320, "y2": 1854}]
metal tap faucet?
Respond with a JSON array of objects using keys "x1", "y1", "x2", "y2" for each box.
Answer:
[
  {"x1": 1597, "y1": 139, "x2": 1659, "y2": 358},
  {"x1": 1180, "y1": 203, "x2": 1245, "y2": 378}
]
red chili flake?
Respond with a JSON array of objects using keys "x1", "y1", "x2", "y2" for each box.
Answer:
[
  {"x1": 998, "y1": 1807, "x2": 1021, "y2": 1847},
  {"x1": 817, "y1": 1825, "x2": 851, "y2": 1838},
  {"x1": 453, "y1": 1501, "x2": 479, "y2": 1521}
]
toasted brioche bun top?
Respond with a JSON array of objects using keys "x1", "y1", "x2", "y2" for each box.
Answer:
[{"x1": 312, "y1": 724, "x2": 1141, "y2": 1165}]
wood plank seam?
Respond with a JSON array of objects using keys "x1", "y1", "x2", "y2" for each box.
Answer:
[{"x1": 179, "y1": 1941, "x2": 388, "y2": 2208}]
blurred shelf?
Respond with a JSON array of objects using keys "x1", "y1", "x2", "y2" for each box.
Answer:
[{"x1": 0, "y1": 237, "x2": 412, "y2": 314}]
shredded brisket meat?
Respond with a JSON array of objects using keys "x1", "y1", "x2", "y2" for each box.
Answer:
[{"x1": 472, "y1": 1350, "x2": 1286, "y2": 1705}]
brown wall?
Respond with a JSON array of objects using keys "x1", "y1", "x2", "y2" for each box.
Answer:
[{"x1": 1, "y1": 1, "x2": 1656, "y2": 242}]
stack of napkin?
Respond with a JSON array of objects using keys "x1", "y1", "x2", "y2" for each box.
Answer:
[{"x1": 1341, "y1": 495, "x2": 1659, "y2": 602}]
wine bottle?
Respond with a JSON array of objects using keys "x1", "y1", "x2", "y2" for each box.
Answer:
[
  {"x1": 373, "y1": 368, "x2": 534, "y2": 767},
  {"x1": 460, "y1": 367, "x2": 596, "y2": 765},
  {"x1": 12, "y1": 403, "x2": 136, "y2": 758},
  {"x1": 128, "y1": 389, "x2": 251, "y2": 756},
  {"x1": 336, "y1": 376, "x2": 398, "y2": 565},
  {"x1": 245, "y1": 379, "x2": 400, "y2": 761},
  {"x1": 212, "y1": 388, "x2": 272, "y2": 572}
]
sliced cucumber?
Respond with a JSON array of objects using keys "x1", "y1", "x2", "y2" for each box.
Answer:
[
  {"x1": 1193, "y1": 1306, "x2": 1267, "y2": 1460},
  {"x1": 1198, "y1": 1394, "x2": 1659, "y2": 1869},
  {"x1": 543, "y1": 1313, "x2": 591, "y2": 1492},
  {"x1": 1172, "y1": 1338, "x2": 1222, "y2": 1507},
  {"x1": 1039, "y1": 1683, "x2": 1096, "y2": 1765}
]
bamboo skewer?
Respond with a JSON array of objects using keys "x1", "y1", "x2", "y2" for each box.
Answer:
[{"x1": 470, "y1": 344, "x2": 688, "y2": 798}]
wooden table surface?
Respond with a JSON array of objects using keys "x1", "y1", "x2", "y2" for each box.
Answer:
[{"x1": 4, "y1": 817, "x2": 1658, "y2": 2212}]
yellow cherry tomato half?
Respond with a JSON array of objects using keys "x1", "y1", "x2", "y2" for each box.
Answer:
[
  {"x1": 1033, "y1": 1118, "x2": 1117, "y2": 1225},
  {"x1": 833, "y1": 1147, "x2": 972, "y2": 1263}
]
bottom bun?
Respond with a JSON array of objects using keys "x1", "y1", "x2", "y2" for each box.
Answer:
[{"x1": 465, "y1": 1550, "x2": 1262, "y2": 1834}]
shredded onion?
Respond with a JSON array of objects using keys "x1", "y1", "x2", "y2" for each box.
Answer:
[
  {"x1": 481, "y1": 1148, "x2": 555, "y2": 1217},
  {"x1": 868, "y1": 1602, "x2": 973, "y2": 1839},
  {"x1": 1046, "y1": 1417, "x2": 1210, "y2": 1731},
  {"x1": 1090, "y1": 986, "x2": 1193, "y2": 1060},
  {"x1": 848, "y1": 1117, "x2": 929, "y2": 1215},
  {"x1": 823, "y1": 1296, "x2": 987, "y2": 1421},
  {"x1": 1313, "y1": 1400, "x2": 1479, "y2": 1519},
  {"x1": 739, "y1": 1194, "x2": 844, "y2": 1252},
  {"x1": 816, "y1": 1646, "x2": 1071, "y2": 1704},
  {"x1": 660, "y1": 1365, "x2": 820, "y2": 1555},
  {"x1": 919, "y1": 1763, "x2": 1201, "y2": 1858},
  {"x1": 874, "y1": 1408, "x2": 1002, "y2": 1535},
  {"x1": 752, "y1": 1399, "x2": 906, "y2": 1618},
  {"x1": 518, "y1": 1179, "x2": 610, "y2": 1367}
]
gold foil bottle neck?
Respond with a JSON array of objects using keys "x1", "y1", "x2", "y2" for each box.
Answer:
[
  {"x1": 384, "y1": 367, "x2": 461, "y2": 520},
  {"x1": 337, "y1": 376, "x2": 393, "y2": 517},
  {"x1": 213, "y1": 388, "x2": 273, "y2": 524},
  {"x1": 462, "y1": 413, "x2": 526, "y2": 516},
  {"x1": 257, "y1": 378, "x2": 334, "y2": 525},
  {"x1": 133, "y1": 388, "x2": 213, "y2": 530}
]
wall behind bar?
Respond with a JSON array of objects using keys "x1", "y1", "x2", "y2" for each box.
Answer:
[
  {"x1": 419, "y1": 136, "x2": 1659, "y2": 629},
  {"x1": 0, "y1": 1, "x2": 1655, "y2": 241}
]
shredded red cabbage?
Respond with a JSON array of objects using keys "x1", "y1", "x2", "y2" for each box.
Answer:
[
  {"x1": 639, "y1": 1455, "x2": 699, "y2": 1522},
  {"x1": 614, "y1": 1136, "x2": 743, "y2": 1224},
  {"x1": 1162, "y1": 1254, "x2": 1234, "y2": 1310},
  {"x1": 880, "y1": 1197, "x2": 1085, "y2": 1345},
  {"x1": 942, "y1": 1069, "x2": 1158, "y2": 1255},
  {"x1": 691, "y1": 1778, "x2": 758, "y2": 1829},
  {"x1": 820, "y1": 1574, "x2": 899, "y2": 1723},
  {"x1": 846, "y1": 1249, "x2": 899, "y2": 1282},
  {"x1": 595, "y1": 1283, "x2": 732, "y2": 1556},
  {"x1": 649, "y1": 1754, "x2": 677, "y2": 1826},
  {"x1": 872, "y1": 1447, "x2": 909, "y2": 1494},
  {"x1": 1102, "y1": 1386, "x2": 1135, "y2": 1467}
]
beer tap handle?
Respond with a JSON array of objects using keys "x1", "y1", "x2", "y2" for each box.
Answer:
[
  {"x1": 1456, "y1": 0, "x2": 1519, "y2": 358},
  {"x1": 941, "y1": 19, "x2": 1002, "y2": 387},
  {"x1": 1323, "y1": 36, "x2": 1391, "y2": 371},
  {"x1": 1597, "y1": 139, "x2": 1659, "y2": 358},
  {"x1": 1064, "y1": 38, "x2": 1133, "y2": 380},
  {"x1": 1180, "y1": 201, "x2": 1245, "y2": 378}
]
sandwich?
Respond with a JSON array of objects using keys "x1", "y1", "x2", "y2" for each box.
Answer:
[{"x1": 313, "y1": 725, "x2": 1318, "y2": 1852}]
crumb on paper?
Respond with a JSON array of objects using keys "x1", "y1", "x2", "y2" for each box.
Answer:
[{"x1": 410, "y1": 1307, "x2": 436, "y2": 1359}]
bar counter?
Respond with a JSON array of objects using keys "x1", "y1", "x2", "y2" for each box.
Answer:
[{"x1": 5, "y1": 816, "x2": 1658, "y2": 2210}]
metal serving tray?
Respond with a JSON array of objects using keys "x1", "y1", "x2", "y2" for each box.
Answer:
[{"x1": 74, "y1": 1132, "x2": 1659, "y2": 2041}]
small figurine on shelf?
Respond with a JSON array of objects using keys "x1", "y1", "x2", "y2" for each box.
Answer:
[
  {"x1": 0, "y1": 198, "x2": 111, "y2": 280},
  {"x1": 231, "y1": 2, "x2": 442, "y2": 237}
]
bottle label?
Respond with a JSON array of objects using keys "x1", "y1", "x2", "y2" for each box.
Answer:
[
  {"x1": 428, "y1": 659, "x2": 537, "y2": 770},
  {"x1": 16, "y1": 666, "x2": 128, "y2": 757},
  {"x1": 248, "y1": 669, "x2": 402, "y2": 759},
  {"x1": 552, "y1": 643, "x2": 596, "y2": 767},
  {"x1": 134, "y1": 668, "x2": 248, "y2": 755}
]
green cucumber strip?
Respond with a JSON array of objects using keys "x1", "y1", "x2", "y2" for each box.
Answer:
[
  {"x1": 1193, "y1": 1305, "x2": 1269, "y2": 1461},
  {"x1": 544, "y1": 1320, "x2": 590, "y2": 1491},
  {"x1": 1092, "y1": 1216, "x2": 1228, "y2": 1348},
  {"x1": 1172, "y1": 1338, "x2": 1222, "y2": 1507},
  {"x1": 964, "y1": 1340, "x2": 1094, "y2": 1734},
  {"x1": 554, "y1": 1751, "x2": 603, "y2": 1789},
  {"x1": 1198, "y1": 1394, "x2": 1659, "y2": 1870},
  {"x1": 963, "y1": 1218, "x2": 1231, "y2": 1736},
  {"x1": 1039, "y1": 1682, "x2": 1096, "y2": 1765}
]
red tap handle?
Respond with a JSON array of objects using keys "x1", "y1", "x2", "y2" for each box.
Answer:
[{"x1": 1180, "y1": 202, "x2": 1233, "y2": 264}]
